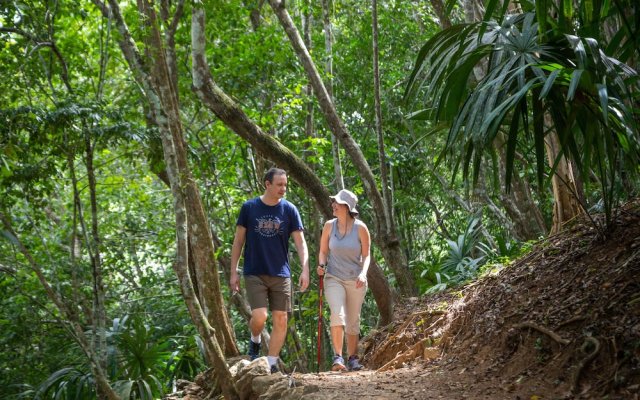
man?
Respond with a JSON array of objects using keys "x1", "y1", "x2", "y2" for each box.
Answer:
[{"x1": 230, "y1": 168, "x2": 310, "y2": 373}]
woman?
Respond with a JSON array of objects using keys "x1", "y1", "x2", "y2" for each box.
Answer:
[{"x1": 317, "y1": 189, "x2": 371, "y2": 371}]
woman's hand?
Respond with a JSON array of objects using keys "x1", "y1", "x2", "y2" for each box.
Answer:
[
  {"x1": 317, "y1": 265, "x2": 326, "y2": 276},
  {"x1": 355, "y1": 273, "x2": 367, "y2": 288}
]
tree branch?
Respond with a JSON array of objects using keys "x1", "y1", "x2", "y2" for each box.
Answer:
[{"x1": 1, "y1": 27, "x2": 72, "y2": 92}]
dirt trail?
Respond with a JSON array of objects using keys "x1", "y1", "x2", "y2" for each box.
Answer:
[
  {"x1": 172, "y1": 202, "x2": 640, "y2": 399},
  {"x1": 294, "y1": 365, "x2": 490, "y2": 399},
  {"x1": 295, "y1": 201, "x2": 640, "y2": 399}
]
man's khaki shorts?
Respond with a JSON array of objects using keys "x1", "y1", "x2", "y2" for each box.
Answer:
[{"x1": 244, "y1": 275, "x2": 292, "y2": 312}]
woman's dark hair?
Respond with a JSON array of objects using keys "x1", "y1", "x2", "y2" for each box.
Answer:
[{"x1": 263, "y1": 168, "x2": 287, "y2": 185}]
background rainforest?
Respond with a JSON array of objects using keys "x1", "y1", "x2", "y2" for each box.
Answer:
[{"x1": 1, "y1": 0, "x2": 638, "y2": 398}]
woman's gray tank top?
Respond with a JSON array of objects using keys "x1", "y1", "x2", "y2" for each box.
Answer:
[{"x1": 327, "y1": 218, "x2": 363, "y2": 280}]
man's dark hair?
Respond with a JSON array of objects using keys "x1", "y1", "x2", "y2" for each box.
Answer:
[{"x1": 263, "y1": 168, "x2": 287, "y2": 185}]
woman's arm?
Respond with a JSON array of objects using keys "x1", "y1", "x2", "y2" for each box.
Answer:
[
  {"x1": 317, "y1": 220, "x2": 332, "y2": 276},
  {"x1": 356, "y1": 221, "x2": 371, "y2": 288}
]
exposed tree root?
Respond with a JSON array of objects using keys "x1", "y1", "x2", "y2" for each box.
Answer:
[
  {"x1": 555, "y1": 315, "x2": 586, "y2": 328},
  {"x1": 572, "y1": 336, "x2": 601, "y2": 394},
  {"x1": 513, "y1": 321, "x2": 570, "y2": 345},
  {"x1": 370, "y1": 310, "x2": 444, "y2": 360},
  {"x1": 377, "y1": 337, "x2": 433, "y2": 372}
]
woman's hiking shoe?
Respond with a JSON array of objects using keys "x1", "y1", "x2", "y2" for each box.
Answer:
[
  {"x1": 331, "y1": 355, "x2": 347, "y2": 371},
  {"x1": 347, "y1": 355, "x2": 363, "y2": 371},
  {"x1": 270, "y1": 364, "x2": 279, "y2": 374},
  {"x1": 248, "y1": 340, "x2": 261, "y2": 360}
]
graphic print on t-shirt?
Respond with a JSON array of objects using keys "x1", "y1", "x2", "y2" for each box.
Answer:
[{"x1": 255, "y1": 215, "x2": 283, "y2": 237}]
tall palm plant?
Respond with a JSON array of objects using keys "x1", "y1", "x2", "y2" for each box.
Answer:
[{"x1": 406, "y1": 1, "x2": 640, "y2": 230}]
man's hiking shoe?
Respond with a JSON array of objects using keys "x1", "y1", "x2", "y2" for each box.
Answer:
[
  {"x1": 331, "y1": 355, "x2": 346, "y2": 371},
  {"x1": 270, "y1": 364, "x2": 279, "y2": 374},
  {"x1": 248, "y1": 340, "x2": 261, "y2": 360},
  {"x1": 347, "y1": 355, "x2": 363, "y2": 371}
]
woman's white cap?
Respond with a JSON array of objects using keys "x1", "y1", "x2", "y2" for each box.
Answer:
[{"x1": 330, "y1": 189, "x2": 358, "y2": 215}]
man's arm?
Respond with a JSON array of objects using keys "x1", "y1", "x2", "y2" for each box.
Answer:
[
  {"x1": 230, "y1": 225, "x2": 246, "y2": 293},
  {"x1": 291, "y1": 230, "x2": 310, "y2": 292}
]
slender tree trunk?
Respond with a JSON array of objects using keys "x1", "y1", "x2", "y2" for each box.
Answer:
[
  {"x1": 430, "y1": 169, "x2": 497, "y2": 247},
  {"x1": 429, "y1": 0, "x2": 452, "y2": 29},
  {"x1": 1, "y1": 214, "x2": 121, "y2": 400},
  {"x1": 371, "y1": 0, "x2": 394, "y2": 236},
  {"x1": 138, "y1": 0, "x2": 237, "y2": 357},
  {"x1": 268, "y1": 0, "x2": 416, "y2": 296},
  {"x1": 303, "y1": 0, "x2": 314, "y2": 149},
  {"x1": 320, "y1": 0, "x2": 344, "y2": 190},
  {"x1": 65, "y1": 143, "x2": 93, "y2": 325},
  {"x1": 494, "y1": 133, "x2": 547, "y2": 239},
  {"x1": 92, "y1": 1, "x2": 238, "y2": 397},
  {"x1": 544, "y1": 128, "x2": 583, "y2": 233},
  {"x1": 302, "y1": 0, "x2": 324, "y2": 268},
  {"x1": 83, "y1": 130, "x2": 109, "y2": 399},
  {"x1": 160, "y1": 0, "x2": 184, "y2": 98},
  {"x1": 367, "y1": 259, "x2": 393, "y2": 326},
  {"x1": 157, "y1": 112, "x2": 238, "y2": 397},
  {"x1": 191, "y1": 4, "x2": 395, "y2": 323}
]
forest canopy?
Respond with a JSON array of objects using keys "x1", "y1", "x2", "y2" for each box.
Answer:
[{"x1": 1, "y1": 0, "x2": 638, "y2": 398}]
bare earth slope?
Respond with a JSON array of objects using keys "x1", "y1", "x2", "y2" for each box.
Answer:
[
  {"x1": 171, "y1": 202, "x2": 639, "y2": 399},
  {"x1": 297, "y1": 202, "x2": 640, "y2": 399}
]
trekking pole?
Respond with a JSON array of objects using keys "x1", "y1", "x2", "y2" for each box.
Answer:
[{"x1": 317, "y1": 265, "x2": 325, "y2": 373}]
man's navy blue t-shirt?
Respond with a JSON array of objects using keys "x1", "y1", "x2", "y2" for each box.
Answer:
[{"x1": 237, "y1": 197, "x2": 304, "y2": 277}]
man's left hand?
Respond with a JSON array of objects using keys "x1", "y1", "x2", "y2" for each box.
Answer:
[{"x1": 298, "y1": 270, "x2": 310, "y2": 292}]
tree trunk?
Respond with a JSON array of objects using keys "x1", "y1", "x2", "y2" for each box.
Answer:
[
  {"x1": 429, "y1": 0, "x2": 452, "y2": 29},
  {"x1": 371, "y1": 0, "x2": 394, "y2": 236},
  {"x1": 66, "y1": 146, "x2": 93, "y2": 324},
  {"x1": 83, "y1": 130, "x2": 109, "y2": 399},
  {"x1": 367, "y1": 259, "x2": 394, "y2": 326},
  {"x1": 157, "y1": 106, "x2": 238, "y2": 397},
  {"x1": 268, "y1": 0, "x2": 416, "y2": 296},
  {"x1": 544, "y1": 129, "x2": 583, "y2": 234},
  {"x1": 494, "y1": 133, "x2": 547, "y2": 240},
  {"x1": 302, "y1": 0, "x2": 324, "y2": 272},
  {"x1": 1, "y1": 214, "x2": 122, "y2": 400},
  {"x1": 191, "y1": 6, "x2": 396, "y2": 324},
  {"x1": 320, "y1": 0, "x2": 344, "y2": 190},
  {"x1": 93, "y1": 1, "x2": 238, "y2": 397},
  {"x1": 138, "y1": 0, "x2": 237, "y2": 357}
]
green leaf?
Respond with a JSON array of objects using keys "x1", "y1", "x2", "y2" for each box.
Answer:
[
  {"x1": 597, "y1": 83, "x2": 609, "y2": 125},
  {"x1": 567, "y1": 69, "x2": 583, "y2": 101}
]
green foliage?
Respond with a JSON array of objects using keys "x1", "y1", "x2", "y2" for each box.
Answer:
[
  {"x1": 406, "y1": 1, "x2": 640, "y2": 228},
  {"x1": 420, "y1": 216, "x2": 485, "y2": 293},
  {"x1": 1, "y1": 0, "x2": 638, "y2": 393},
  {"x1": 419, "y1": 223, "x2": 538, "y2": 295},
  {"x1": 440, "y1": 217, "x2": 485, "y2": 282},
  {"x1": 13, "y1": 316, "x2": 204, "y2": 400},
  {"x1": 33, "y1": 368, "x2": 96, "y2": 400}
]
